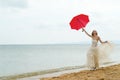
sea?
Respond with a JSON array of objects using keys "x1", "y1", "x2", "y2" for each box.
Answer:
[{"x1": 0, "y1": 44, "x2": 120, "y2": 77}]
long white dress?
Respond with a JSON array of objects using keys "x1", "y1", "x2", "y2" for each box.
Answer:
[{"x1": 87, "y1": 40, "x2": 113, "y2": 70}]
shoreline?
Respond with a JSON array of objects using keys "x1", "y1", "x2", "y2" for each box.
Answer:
[
  {"x1": 0, "y1": 61, "x2": 118, "y2": 80},
  {"x1": 41, "y1": 63, "x2": 120, "y2": 80},
  {"x1": 0, "y1": 65, "x2": 86, "y2": 80}
]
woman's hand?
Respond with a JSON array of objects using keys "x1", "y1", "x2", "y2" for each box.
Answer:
[
  {"x1": 105, "y1": 41, "x2": 108, "y2": 43},
  {"x1": 102, "y1": 41, "x2": 108, "y2": 44},
  {"x1": 82, "y1": 28, "x2": 85, "y2": 32}
]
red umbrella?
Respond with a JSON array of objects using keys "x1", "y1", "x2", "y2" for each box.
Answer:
[{"x1": 70, "y1": 14, "x2": 89, "y2": 30}]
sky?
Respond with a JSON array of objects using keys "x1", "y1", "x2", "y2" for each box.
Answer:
[{"x1": 0, "y1": 0, "x2": 120, "y2": 44}]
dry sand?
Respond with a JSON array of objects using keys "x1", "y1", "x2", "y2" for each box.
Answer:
[{"x1": 41, "y1": 64, "x2": 120, "y2": 80}]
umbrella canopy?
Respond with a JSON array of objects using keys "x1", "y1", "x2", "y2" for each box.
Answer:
[{"x1": 70, "y1": 14, "x2": 89, "y2": 30}]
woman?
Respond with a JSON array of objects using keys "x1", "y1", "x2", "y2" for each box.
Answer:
[{"x1": 82, "y1": 28, "x2": 108, "y2": 70}]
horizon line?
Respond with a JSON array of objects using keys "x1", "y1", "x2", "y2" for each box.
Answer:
[{"x1": 0, "y1": 42, "x2": 120, "y2": 45}]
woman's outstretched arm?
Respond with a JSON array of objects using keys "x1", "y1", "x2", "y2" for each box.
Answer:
[
  {"x1": 98, "y1": 37, "x2": 108, "y2": 44},
  {"x1": 82, "y1": 28, "x2": 92, "y2": 38}
]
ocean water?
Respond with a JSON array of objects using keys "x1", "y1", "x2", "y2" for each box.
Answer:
[{"x1": 0, "y1": 44, "x2": 120, "y2": 77}]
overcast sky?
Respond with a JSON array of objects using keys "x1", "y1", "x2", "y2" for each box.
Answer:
[{"x1": 0, "y1": 0, "x2": 120, "y2": 44}]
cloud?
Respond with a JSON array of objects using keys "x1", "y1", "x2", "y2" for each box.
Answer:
[{"x1": 0, "y1": 0, "x2": 28, "y2": 8}]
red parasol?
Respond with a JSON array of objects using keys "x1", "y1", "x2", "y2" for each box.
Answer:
[{"x1": 69, "y1": 14, "x2": 89, "y2": 30}]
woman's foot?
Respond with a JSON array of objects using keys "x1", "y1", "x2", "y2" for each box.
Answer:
[{"x1": 90, "y1": 67, "x2": 96, "y2": 71}]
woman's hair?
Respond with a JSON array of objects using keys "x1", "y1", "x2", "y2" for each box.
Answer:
[{"x1": 92, "y1": 30, "x2": 98, "y2": 36}]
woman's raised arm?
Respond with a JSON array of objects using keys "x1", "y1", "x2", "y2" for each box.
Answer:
[{"x1": 82, "y1": 28, "x2": 92, "y2": 38}]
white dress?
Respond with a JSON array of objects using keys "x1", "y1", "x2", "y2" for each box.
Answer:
[{"x1": 87, "y1": 40, "x2": 113, "y2": 70}]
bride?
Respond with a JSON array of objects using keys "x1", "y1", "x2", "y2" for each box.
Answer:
[{"x1": 82, "y1": 28, "x2": 112, "y2": 70}]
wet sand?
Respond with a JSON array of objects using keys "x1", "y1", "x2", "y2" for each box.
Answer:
[{"x1": 41, "y1": 64, "x2": 120, "y2": 80}]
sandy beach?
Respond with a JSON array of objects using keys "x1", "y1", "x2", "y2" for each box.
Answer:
[{"x1": 41, "y1": 64, "x2": 120, "y2": 80}]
